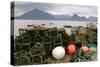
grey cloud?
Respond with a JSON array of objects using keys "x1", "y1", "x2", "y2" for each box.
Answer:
[{"x1": 14, "y1": 1, "x2": 97, "y2": 17}]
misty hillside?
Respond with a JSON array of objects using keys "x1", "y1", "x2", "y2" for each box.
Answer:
[
  {"x1": 15, "y1": 8, "x2": 97, "y2": 21},
  {"x1": 16, "y1": 8, "x2": 56, "y2": 20}
]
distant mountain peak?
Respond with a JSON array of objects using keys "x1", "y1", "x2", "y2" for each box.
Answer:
[
  {"x1": 15, "y1": 9, "x2": 97, "y2": 21},
  {"x1": 88, "y1": 16, "x2": 97, "y2": 21},
  {"x1": 73, "y1": 13, "x2": 79, "y2": 17},
  {"x1": 16, "y1": 8, "x2": 55, "y2": 20}
]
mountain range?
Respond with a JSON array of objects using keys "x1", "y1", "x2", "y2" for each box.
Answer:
[{"x1": 14, "y1": 8, "x2": 97, "y2": 21}]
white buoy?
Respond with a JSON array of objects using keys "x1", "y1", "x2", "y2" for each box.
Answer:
[{"x1": 52, "y1": 46, "x2": 65, "y2": 60}]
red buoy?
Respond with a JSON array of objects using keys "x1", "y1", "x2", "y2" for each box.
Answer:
[{"x1": 67, "y1": 44, "x2": 76, "y2": 55}]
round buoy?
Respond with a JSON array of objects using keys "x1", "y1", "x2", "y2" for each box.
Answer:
[
  {"x1": 81, "y1": 46, "x2": 89, "y2": 52},
  {"x1": 52, "y1": 46, "x2": 65, "y2": 60},
  {"x1": 67, "y1": 44, "x2": 76, "y2": 55}
]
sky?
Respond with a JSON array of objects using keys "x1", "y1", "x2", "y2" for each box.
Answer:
[{"x1": 14, "y1": 1, "x2": 97, "y2": 18}]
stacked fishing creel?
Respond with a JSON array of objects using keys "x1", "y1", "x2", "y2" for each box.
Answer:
[
  {"x1": 14, "y1": 22, "x2": 97, "y2": 65},
  {"x1": 14, "y1": 26, "x2": 67, "y2": 65}
]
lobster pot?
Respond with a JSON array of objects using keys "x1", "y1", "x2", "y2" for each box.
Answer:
[
  {"x1": 30, "y1": 56, "x2": 42, "y2": 64},
  {"x1": 14, "y1": 56, "x2": 30, "y2": 65}
]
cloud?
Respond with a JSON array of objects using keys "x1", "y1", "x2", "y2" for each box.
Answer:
[
  {"x1": 45, "y1": 4, "x2": 97, "y2": 17},
  {"x1": 14, "y1": 1, "x2": 97, "y2": 17}
]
